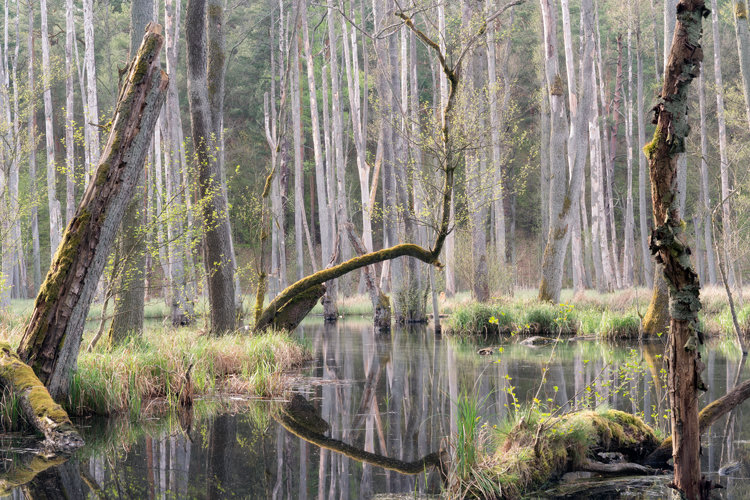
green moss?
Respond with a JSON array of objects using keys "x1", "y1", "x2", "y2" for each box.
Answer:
[
  {"x1": 482, "y1": 410, "x2": 659, "y2": 499},
  {"x1": 642, "y1": 124, "x2": 662, "y2": 160},
  {"x1": 738, "y1": 1, "x2": 748, "y2": 19}
]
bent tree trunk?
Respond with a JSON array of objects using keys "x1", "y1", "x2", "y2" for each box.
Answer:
[
  {"x1": 642, "y1": 1, "x2": 710, "y2": 497},
  {"x1": 0, "y1": 343, "x2": 83, "y2": 450},
  {"x1": 16, "y1": 25, "x2": 168, "y2": 400}
]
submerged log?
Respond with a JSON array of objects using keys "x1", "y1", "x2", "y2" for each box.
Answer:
[
  {"x1": 0, "y1": 343, "x2": 83, "y2": 451},
  {"x1": 645, "y1": 378, "x2": 750, "y2": 466},
  {"x1": 16, "y1": 24, "x2": 168, "y2": 400}
]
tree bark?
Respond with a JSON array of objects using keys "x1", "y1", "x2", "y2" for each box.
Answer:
[
  {"x1": 27, "y1": 1, "x2": 41, "y2": 293},
  {"x1": 83, "y1": 0, "x2": 100, "y2": 167},
  {"x1": 642, "y1": 2, "x2": 710, "y2": 496},
  {"x1": 733, "y1": 0, "x2": 750, "y2": 129},
  {"x1": 186, "y1": 0, "x2": 237, "y2": 334},
  {"x1": 623, "y1": 19, "x2": 635, "y2": 287},
  {"x1": 710, "y1": 0, "x2": 736, "y2": 287},
  {"x1": 698, "y1": 70, "x2": 717, "y2": 284},
  {"x1": 39, "y1": 0, "x2": 62, "y2": 257},
  {"x1": 65, "y1": 0, "x2": 76, "y2": 225},
  {"x1": 164, "y1": 0, "x2": 194, "y2": 326},
  {"x1": 17, "y1": 24, "x2": 168, "y2": 400},
  {"x1": 110, "y1": 0, "x2": 154, "y2": 344},
  {"x1": 635, "y1": 1, "x2": 653, "y2": 287}
]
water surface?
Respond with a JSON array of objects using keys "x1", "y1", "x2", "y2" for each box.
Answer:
[{"x1": 2, "y1": 319, "x2": 750, "y2": 498}]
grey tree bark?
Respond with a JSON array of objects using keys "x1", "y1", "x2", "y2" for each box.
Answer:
[
  {"x1": 109, "y1": 0, "x2": 154, "y2": 344},
  {"x1": 65, "y1": 0, "x2": 76, "y2": 225},
  {"x1": 83, "y1": 0, "x2": 100, "y2": 168},
  {"x1": 698, "y1": 70, "x2": 717, "y2": 284},
  {"x1": 27, "y1": 1, "x2": 41, "y2": 293},
  {"x1": 711, "y1": 0, "x2": 736, "y2": 287},
  {"x1": 733, "y1": 1, "x2": 750, "y2": 129},
  {"x1": 538, "y1": 0, "x2": 594, "y2": 303},
  {"x1": 635, "y1": 0, "x2": 653, "y2": 287},
  {"x1": 623, "y1": 18, "x2": 635, "y2": 287},
  {"x1": 40, "y1": 0, "x2": 62, "y2": 257},
  {"x1": 186, "y1": 0, "x2": 237, "y2": 334}
]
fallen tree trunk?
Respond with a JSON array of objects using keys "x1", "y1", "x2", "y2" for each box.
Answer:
[
  {"x1": 16, "y1": 24, "x2": 168, "y2": 400},
  {"x1": 0, "y1": 343, "x2": 83, "y2": 451},
  {"x1": 646, "y1": 377, "x2": 750, "y2": 465}
]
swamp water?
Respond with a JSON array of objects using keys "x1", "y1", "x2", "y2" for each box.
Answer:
[{"x1": 2, "y1": 319, "x2": 750, "y2": 499}]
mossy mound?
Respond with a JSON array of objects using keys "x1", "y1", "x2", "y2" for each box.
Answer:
[{"x1": 489, "y1": 409, "x2": 659, "y2": 499}]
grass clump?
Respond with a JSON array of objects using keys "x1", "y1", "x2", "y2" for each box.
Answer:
[
  {"x1": 67, "y1": 328, "x2": 307, "y2": 416},
  {"x1": 598, "y1": 311, "x2": 641, "y2": 339},
  {"x1": 482, "y1": 409, "x2": 659, "y2": 499}
]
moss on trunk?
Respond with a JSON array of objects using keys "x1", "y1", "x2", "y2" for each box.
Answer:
[{"x1": 0, "y1": 343, "x2": 83, "y2": 451}]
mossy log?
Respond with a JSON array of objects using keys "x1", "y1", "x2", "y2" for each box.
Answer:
[
  {"x1": 0, "y1": 453, "x2": 68, "y2": 496},
  {"x1": 489, "y1": 410, "x2": 660, "y2": 499},
  {"x1": 0, "y1": 343, "x2": 83, "y2": 451},
  {"x1": 254, "y1": 244, "x2": 438, "y2": 332},
  {"x1": 275, "y1": 394, "x2": 443, "y2": 474},
  {"x1": 16, "y1": 24, "x2": 168, "y2": 400},
  {"x1": 268, "y1": 284, "x2": 326, "y2": 332}
]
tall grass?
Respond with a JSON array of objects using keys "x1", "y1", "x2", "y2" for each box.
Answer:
[{"x1": 67, "y1": 328, "x2": 308, "y2": 416}]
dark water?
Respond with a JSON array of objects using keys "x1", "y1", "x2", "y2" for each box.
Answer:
[{"x1": 3, "y1": 319, "x2": 750, "y2": 499}]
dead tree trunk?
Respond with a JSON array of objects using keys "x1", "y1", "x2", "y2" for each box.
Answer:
[
  {"x1": 642, "y1": 1, "x2": 710, "y2": 497},
  {"x1": 16, "y1": 25, "x2": 168, "y2": 400},
  {"x1": 0, "y1": 343, "x2": 83, "y2": 450}
]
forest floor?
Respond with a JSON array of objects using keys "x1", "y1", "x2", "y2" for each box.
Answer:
[{"x1": 0, "y1": 300, "x2": 308, "y2": 425}]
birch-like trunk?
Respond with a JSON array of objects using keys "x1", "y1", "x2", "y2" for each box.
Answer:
[
  {"x1": 622, "y1": 21, "x2": 635, "y2": 287},
  {"x1": 164, "y1": 0, "x2": 193, "y2": 325},
  {"x1": 590, "y1": 60, "x2": 614, "y2": 292},
  {"x1": 635, "y1": 0, "x2": 653, "y2": 287},
  {"x1": 487, "y1": 0, "x2": 507, "y2": 268},
  {"x1": 292, "y1": 24, "x2": 305, "y2": 281},
  {"x1": 561, "y1": 0, "x2": 586, "y2": 291},
  {"x1": 40, "y1": 0, "x2": 62, "y2": 256},
  {"x1": 83, "y1": 0, "x2": 100, "y2": 168},
  {"x1": 27, "y1": 1, "x2": 41, "y2": 293},
  {"x1": 698, "y1": 70, "x2": 717, "y2": 284},
  {"x1": 302, "y1": 8, "x2": 336, "y2": 320},
  {"x1": 64, "y1": 0, "x2": 76, "y2": 224},
  {"x1": 711, "y1": 0, "x2": 736, "y2": 287}
]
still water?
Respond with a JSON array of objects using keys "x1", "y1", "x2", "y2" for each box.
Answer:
[{"x1": 2, "y1": 319, "x2": 750, "y2": 498}]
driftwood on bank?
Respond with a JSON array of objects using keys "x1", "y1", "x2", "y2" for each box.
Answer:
[
  {"x1": 0, "y1": 343, "x2": 83, "y2": 451},
  {"x1": 15, "y1": 24, "x2": 168, "y2": 400}
]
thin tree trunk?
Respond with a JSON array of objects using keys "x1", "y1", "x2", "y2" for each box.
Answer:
[
  {"x1": 27, "y1": 1, "x2": 41, "y2": 293},
  {"x1": 17, "y1": 25, "x2": 168, "y2": 399},
  {"x1": 40, "y1": 0, "x2": 62, "y2": 256},
  {"x1": 164, "y1": 0, "x2": 193, "y2": 325},
  {"x1": 293, "y1": 20, "x2": 305, "y2": 281},
  {"x1": 711, "y1": 0, "x2": 736, "y2": 287},
  {"x1": 698, "y1": 70, "x2": 717, "y2": 284},
  {"x1": 65, "y1": 0, "x2": 76, "y2": 225},
  {"x1": 83, "y1": 0, "x2": 100, "y2": 168},
  {"x1": 623, "y1": 18, "x2": 635, "y2": 287},
  {"x1": 636, "y1": 0, "x2": 653, "y2": 287}
]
